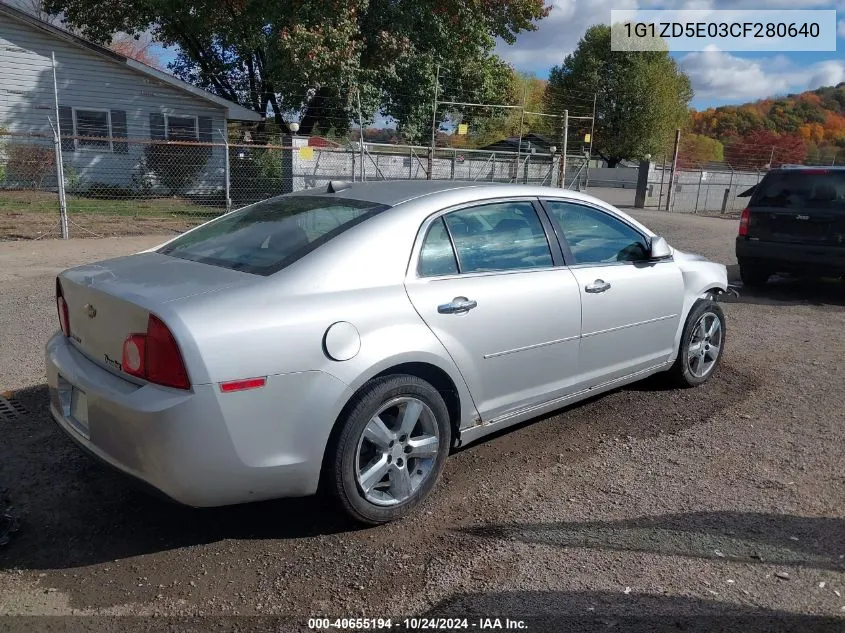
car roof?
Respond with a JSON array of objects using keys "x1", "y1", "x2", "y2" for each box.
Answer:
[{"x1": 292, "y1": 180, "x2": 608, "y2": 208}]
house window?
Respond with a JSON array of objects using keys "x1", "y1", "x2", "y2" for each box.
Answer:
[
  {"x1": 165, "y1": 115, "x2": 198, "y2": 141},
  {"x1": 74, "y1": 109, "x2": 112, "y2": 151}
]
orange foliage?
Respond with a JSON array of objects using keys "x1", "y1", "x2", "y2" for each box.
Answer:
[{"x1": 109, "y1": 34, "x2": 163, "y2": 69}]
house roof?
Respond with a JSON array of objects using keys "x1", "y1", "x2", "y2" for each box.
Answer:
[{"x1": 0, "y1": 2, "x2": 263, "y2": 122}]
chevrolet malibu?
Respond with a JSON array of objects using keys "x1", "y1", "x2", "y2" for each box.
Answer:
[{"x1": 47, "y1": 181, "x2": 728, "y2": 524}]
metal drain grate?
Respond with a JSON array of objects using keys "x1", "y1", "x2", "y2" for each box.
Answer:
[{"x1": 0, "y1": 395, "x2": 28, "y2": 421}]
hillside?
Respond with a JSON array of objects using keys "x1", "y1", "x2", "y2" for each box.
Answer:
[{"x1": 687, "y1": 83, "x2": 845, "y2": 168}]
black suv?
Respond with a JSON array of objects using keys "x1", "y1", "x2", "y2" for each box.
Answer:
[{"x1": 736, "y1": 167, "x2": 845, "y2": 286}]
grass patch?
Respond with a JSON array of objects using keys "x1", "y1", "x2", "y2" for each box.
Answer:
[{"x1": 0, "y1": 189, "x2": 223, "y2": 218}]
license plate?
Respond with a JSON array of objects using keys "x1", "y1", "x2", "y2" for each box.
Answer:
[{"x1": 68, "y1": 386, "x2": 89, "y2": 438}]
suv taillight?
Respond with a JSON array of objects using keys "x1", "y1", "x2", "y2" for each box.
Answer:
[
  {"x1": 56, "y1": 278, "x2": 70, "y2": 337},
  {"x1": 739, "y1": 208, "x2": 750, "y2": 237},
  {"x1": 122, "y1": 315, "x2": 190, "y2": 389}
]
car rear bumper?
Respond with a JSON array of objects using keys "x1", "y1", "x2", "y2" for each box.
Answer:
[
  {"x1": 736, "y1": 237, "x2": 845, "y2": 275},
  {"x1": 45, "y1": 333, "x2": 350, "y2": 507}
]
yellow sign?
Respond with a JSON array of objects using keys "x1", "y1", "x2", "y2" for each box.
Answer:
[
  {"x1": 457, "y1": 123, "x2": 468, "y2": 135},
  {"x1": 584, "y1": 133, "x2": 591, "y2": 143},
  {"x1": 299, "y1": 146, "x2": 314, "y2": 160}
]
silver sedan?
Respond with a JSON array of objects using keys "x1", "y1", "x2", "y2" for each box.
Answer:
[{"x1": 46, "y1": 181, "x2": 728, "y2": 523}]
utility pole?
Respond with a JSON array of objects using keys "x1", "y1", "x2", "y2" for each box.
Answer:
[
  {"x1": 427, "y1": 65, "x2": 440, "y2": 180},
  {"x1": 356, "y1": 89, "x2": 366, "y2": 182},
  {"x1": 515, "y1": 85, "x2": 527, "y2": 183},
  {"x1": 561, "y1": 110, "x2": 569, "y2": 188},
  {"x1": 585, "y1": 92, "x2": 596, "y2": 188},
  {"x1": 665, "y1": 128, "x2": 681, "y2": 211}
]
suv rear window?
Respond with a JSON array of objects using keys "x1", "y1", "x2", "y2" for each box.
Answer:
[
  {"x1": 158, "y1": 196, "x2": 389, "y2": 275},
  {"x1": 752, "y1": 170, "x2": 845, "y2": 210}
]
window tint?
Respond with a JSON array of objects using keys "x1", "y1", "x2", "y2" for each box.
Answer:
[
  {"x1": 167, "y1": 116, "x2": 198, "y2": 141},
  {"x1": 418, "y1": 218, "x2": 458, "y2": 277},
  {"x1": 159, "y1": 196, "x2": 389, "y2": 275},
  {"x1": 75, "y1": 110, "x2": 110, "y2": 150},
  {"x1": 752, "y1": 171, "x2": 845, "y2": 210},
  {"x1": 443, "y1": 202, "x2": 552, "y2": 273},
  {"x1": 545, "y1": 201, "x2": 649, "y2": 264}
]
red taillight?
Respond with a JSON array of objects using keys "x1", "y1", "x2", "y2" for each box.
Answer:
[
  {"x1": 739, "y1": 208, "x2": 750, "y2": 237},
  {"x1": 121, "y1": 314, "x2": 190, "y2": 390},
  {"x1": 56, "y1": 278, "x2": 70, "y2": 337}
]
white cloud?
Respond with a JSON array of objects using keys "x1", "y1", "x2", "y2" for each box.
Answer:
[
  {"x1": 679, "y1": 49, "x2": 845, "y2": 101},
  {"x1": 838, "y1": 19, "x2": 845, "y2": 37}
]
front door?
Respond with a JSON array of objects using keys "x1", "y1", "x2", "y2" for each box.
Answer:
[
  {"x1": 543, "y1": 199, "x2": 684, "y2": 385},
  {"x1": 405, "y1": 200, "x2": 582, "y2": 422}
]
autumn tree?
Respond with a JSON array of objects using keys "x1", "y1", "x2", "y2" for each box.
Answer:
[
  {"x1": 544, "y1": 24, "x2": 692, "y2": 167},
  {"x1": 109, "y1": 33, "x2": 163, "y2": 69},
  {"x1": 678, "y1": 133, "x2": 724, "y2": 168},
  {"x1": 45, "y1": 0, "x2": 550, "y2": 141},
  {"x1": 724, "y1": 130, "x2": 807, "y2": 169}
]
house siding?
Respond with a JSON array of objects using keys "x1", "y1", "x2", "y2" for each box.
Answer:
[{"x1": 0, "y1": 13, "x2": 227, "y2": 193}]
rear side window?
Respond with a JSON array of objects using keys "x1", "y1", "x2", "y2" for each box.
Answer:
[
  {"x1": 158, "y1": 196, "x2": 388, "y2": 275},
  {"x1": 418, "y1": 218, "x2": 459, "y2": 277},
  {"x1": 443, "y1": 201, "x2": 553, "y2": 273},
  {"x1": 752, "y1": 171, "x2": 845, "y2": 209}
]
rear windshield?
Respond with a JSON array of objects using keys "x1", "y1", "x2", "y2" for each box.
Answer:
[
  {"x1": 752, "y1": 171, "x2": 845, "y2": 210},
  {"x1": 158, "y1": 196, "x2": 389, "y2": 275}
]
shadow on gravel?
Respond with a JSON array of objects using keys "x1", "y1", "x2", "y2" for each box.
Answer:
[
  {"x1": 724, "y1": 265, "x2": 845, "y2": 307},
  {"x1": 460, "y1": 512, "x2": 845, "y2": 572},
  {"x1": 0, "y1": 384, "x2": 358, "y2": 571},
  {"x1": 423, "y1": 590, "x2": 845, "y2": 633}
]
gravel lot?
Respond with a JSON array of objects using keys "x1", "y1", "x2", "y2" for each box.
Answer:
[{"x1": 0, "y1": 207, "x2": 843, "y2": 632}]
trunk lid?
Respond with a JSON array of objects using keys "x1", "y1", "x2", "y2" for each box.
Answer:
[
  {"x1": 748, "y1": 170, "x2": 845, "y2": 246},
  {"x1": 59, "y1": 253, "x2": 254, "y2": 379}
]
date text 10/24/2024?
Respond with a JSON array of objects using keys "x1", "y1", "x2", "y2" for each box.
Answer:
[{"x1": 308, "y1": 618, "x2": 528, "y2": 630}]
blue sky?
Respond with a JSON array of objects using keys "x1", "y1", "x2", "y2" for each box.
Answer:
[
  {"x1": 150, "y1": 1, "x2": 845, "y2": 111},
  {"x1": 494, "y1": 0, "x2": 845, "y2": 110}
]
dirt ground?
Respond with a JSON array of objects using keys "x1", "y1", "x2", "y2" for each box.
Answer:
[{"x1": 0, "y1": 208, "x2": 843, "y2": 632}]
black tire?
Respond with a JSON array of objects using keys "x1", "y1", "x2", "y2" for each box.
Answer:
[
  {"x1": 666, "y1": 299, "x2": 726, "y2": 388},
  {"x1": 739, "y1": 261, "x2": 770, "y2": 287},
  {"x1": 327, "y1": 374, "x2": 451, "y2": 525}
]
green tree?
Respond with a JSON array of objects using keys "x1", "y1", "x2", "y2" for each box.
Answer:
[
  {"x1": 45, "y1": 0, "x2": 549, "y2": 141},
  {"x1": 544, "y1": 24, "x2": 692, "y2": 167}
]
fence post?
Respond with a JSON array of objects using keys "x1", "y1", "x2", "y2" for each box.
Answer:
[
  {"x1": 721, "y1": 166, "x2": 734, "y2": 214},
  {"x1": 218, "y1": 129, "x2": 231, "y2": 212},
  {"x1": 50, "y1": 52, "x2": 68, "y2": 239},
  {"x1": 666, "y1": 128, "x2": 681, "y2": 211},
  {"x1": 695, "y1": 170, "x2": 704, "y2": 213},
  {"x1": 658, "y1": 152, "x2": 667, "y2": 209}
]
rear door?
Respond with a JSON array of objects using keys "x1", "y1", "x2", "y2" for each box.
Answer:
[
  {"x1": 542, "y1": 199, "x2": 684, "y2": 386},
  {"x1": 404, "y1": 199, "x2": 583, "y2": 422},
  {"x1": 748, "y1": 170, "x2": 845, "y2": 246}
]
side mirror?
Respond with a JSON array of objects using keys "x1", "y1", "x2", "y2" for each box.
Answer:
[{"x1": 649, "y1": 236, "x2": 672, "y2": 260}]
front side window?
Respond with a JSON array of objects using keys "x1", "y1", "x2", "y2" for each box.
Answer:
[
  {"x1": 443, "y1": 201, "x2": 553, "y2": 273},
  {"x1": 545, "y1": 200, "x2": 649, "y2": 264},
  {"x1": 158, "y1": 196, "x2": 389, "y2": 275},
  {"x1": 166, "y1": 116, "x2": 198, "y2": 141},
  {"x1": 74, "y1": 109, "x2": 111, "y2": 151}
]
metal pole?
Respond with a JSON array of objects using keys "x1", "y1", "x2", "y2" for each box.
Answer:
[
  {"x1": 561, "y1": 110, "x2": 569, "y2": 188},
  {"x1": 51, "y1": 52, "x2": 68, "y2": 239},
  {"x1": 428, "y1": 65, "x2": 439, "y2": 180},
  {"x1": 516, "y1": 85, "x2": 527, "y2": 183},
  {"x1": 666, "y1": 128, "x2": 681, "y2": 211},
  {"x1": 658, "y1": 152, "x2": 667, "y2": 209},
  {"x1": 356, "y1": 89, "x2": 366, "y2": 182},
  {"x1": 695, "y1": 170, "x2": 704, "y2": 214},
  {"x1": 585, "y1": 92, "x2": 596, "y2": 188},
  {"x1": 769, "y1": 146, "x2": 775, "y2": 168},
  {"x1": 723, "y1": 166, "x2": 734, "y2": 214},
  {"x1": 217, "y1": 129, "x2": 231, "y2": 212}
]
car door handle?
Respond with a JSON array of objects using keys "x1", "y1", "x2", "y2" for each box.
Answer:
[
  {"x1": 438, "y1": 297, "x2": 478, "y2": 314},
  {"x1": 585, "y1": 279, "x2": 611, "y2": 293}
]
